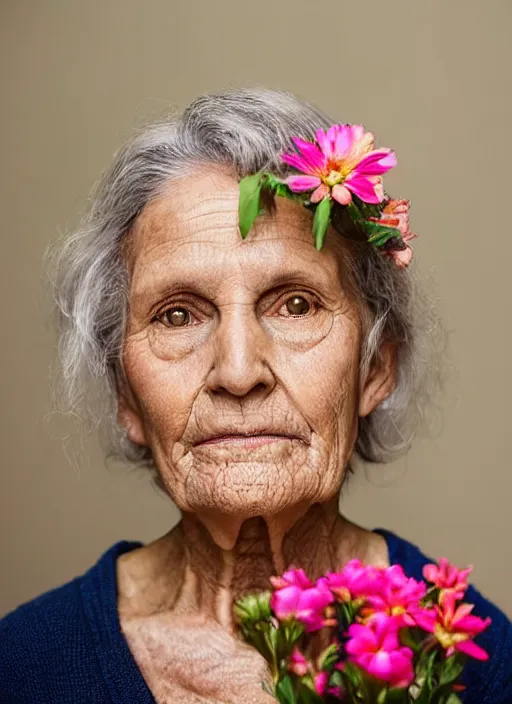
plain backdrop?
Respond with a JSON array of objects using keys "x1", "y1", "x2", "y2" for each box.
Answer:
[{"x1": 1, "y1": 0, "x2": 511, "y2": 618}]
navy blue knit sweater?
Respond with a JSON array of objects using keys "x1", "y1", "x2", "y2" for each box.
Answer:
[{"x1": 1, "y1": 529, "x2": 511, "y2": 703}]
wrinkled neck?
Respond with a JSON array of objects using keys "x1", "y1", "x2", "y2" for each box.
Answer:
[{"x1": 170, "y1": 499, "x2": 365, "y2": 628}]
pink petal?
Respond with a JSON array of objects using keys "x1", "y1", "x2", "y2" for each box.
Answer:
[
  {"x1": 291, "y1": 137, "x2": 326, "y2": 171},
  {"x1": 299, "y1": 585, "x2": 334, "y2": 613},
  {"x1": 381, "y1": 631, "x2": 400, "y2": 652},
  {"x1": 325, "y1": 125, "x2": 338, "y2": 147},
  {"x1": 310, "y1": 184, "x2": 330, "y2": 203},
  {"x1": 446, "y1": 563, "x2": 459, "y2": 586},
  {"x1": 412, "y1": 607, "x2": 437, "y2": 632},
  {"x1": 315, "y1": 128, "x2": 333, "y2": 159},
  {"x1": 289, "y1": 647, "x2": 310, "y2": 676},
  {"x1": 344, "y1": 173, "x2": 384, "y2": 203},
  {"x1": 350, "y1": 125, "x2": 366, "y2": 142},
  {"x1": 284, "y1": 175, "x2": 322, "y2": 192},
  {"x1": 332, "y1": 184, "x2": 352, "y2": 205},
  {"x1": 423, "y1": 564, "x2": 440, "y2": 583},
  {"x1": 453, "y1": 603, "x2": 475, "y2": 622},
  {"x1": 356, "y1": 149, "x2": 397, "y2": 175},
  {"x1": 333, "y1": 124, "x2": 354, "y2": 158},
  {"x1": 456, "y1": 639, "x2": 490, "y2": 661},
  {"x1": 389, "y1": 246, "x2": 413, "y2": 269},
  {"x1": 346, "y1": 629, "x2": 377, "y2": 656},
  {"x1": 281, "y1": 152, "x2": 315, "y2": 173},
  {"x1": 314, "y1": 672, "x2": 329, "y2": 695},
  {"x1": 271, "y1": 585, "x2": 301, "y2": 619},
  {"x1": 282, "y1": 568, "x2": 313, "y2": 589},
  {"x1": 455, "y1": 614, "x2": 491, "y2": 635},
  {"x1": 389, "y1": 650, "x2": 415, "y2": 687},
  {"x1": 368, "y1": 651, "x2": 393, "y2": 680}
]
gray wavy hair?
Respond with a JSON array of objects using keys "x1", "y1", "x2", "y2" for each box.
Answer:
[{"x1": 47, "y1": 87, "x2": 444, "y2": 485}]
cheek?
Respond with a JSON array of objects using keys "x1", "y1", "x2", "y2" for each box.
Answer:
[
  {"x1": 273, "y1": 312, "x2": 361, "y2": 434},
  {"x1": 123, "y1": 332, "x2": 207, "y2": 443}
]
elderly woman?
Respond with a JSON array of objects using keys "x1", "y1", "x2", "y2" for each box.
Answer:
[{"x1": 0, "y1": 88, "x2": 510, "y2": 704}]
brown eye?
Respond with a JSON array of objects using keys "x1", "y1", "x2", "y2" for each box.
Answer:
[
  {"x1": 161, "y1": 307, "x2": 191, "y2": 327},
  {"x1": 285, "y1": 295, "x2": 311, "y2": 316}
]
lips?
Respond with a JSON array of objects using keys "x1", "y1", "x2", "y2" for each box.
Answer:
[
  {"x1": 197, "y1": 433, "x2": 298, "y2": 446},
  {"x1": 194, "y1": 427, "x2": 310, "y2": 446}
]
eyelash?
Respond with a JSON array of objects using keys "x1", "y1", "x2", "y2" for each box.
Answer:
[{"x1": 152, "y1": 291, "x2": 321, "y2": 328}]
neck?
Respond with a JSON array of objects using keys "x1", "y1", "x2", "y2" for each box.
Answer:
[{"x1": 143, "y1": 499, "x2": 387, "y2": 629}]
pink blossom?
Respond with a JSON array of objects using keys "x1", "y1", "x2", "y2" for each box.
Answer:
[
  {"x1": 362, "y1": 564, "x2": 433, "y2": 630},
  {"x1": 281, "y1": 124, "x2": 396, "y2": 205},
  {"x1": 345, "y1": 614, "x2": 414, "y2": 688},
  {"x1": 426, "y1": 592, "x2": 492, "y2": 660},
  {"x1": 314, "y1": 670, "x2": 344, "y2": 698},
  {"x1": 368, "y1": 199, "x2": 417, "y2": 269},
  {"x1": 423, "y1": 558, "x2": 473, "y2": 602},
  {"x1": 270, "y1": 576, "x2": 335, "y2": 632},
  {"x1": 324, "y1": 559, "x2": 385, "y2": 602},
  {"x1": 270, "y1": 567, "x2": 313, "y2": 591},
  {"x1": 314, "y1": 671, "x2": 329, "y2": 695},
  {"x1": 288, "y1": 647, "x2": 310, "y2": 677}
]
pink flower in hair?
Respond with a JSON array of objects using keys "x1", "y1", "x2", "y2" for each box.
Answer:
[
  {"x1": 281, "y1": 124, "x2": 396, "y2": 205},
  {"x1": 368, "y1": 199, "x2": 417, "y2": 269}
]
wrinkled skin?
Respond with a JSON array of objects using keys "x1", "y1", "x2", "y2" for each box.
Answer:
[{"x1": 115, "y1": 167, "x2": 396, "y2": 703}]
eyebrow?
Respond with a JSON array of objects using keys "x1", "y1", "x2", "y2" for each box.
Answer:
[{"x1": 131, "y1": 262, "x2": 340, "y2": 305}]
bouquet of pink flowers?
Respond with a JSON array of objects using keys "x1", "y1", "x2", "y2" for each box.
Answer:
[{"x1": 234, "y1": 558, "x2": 491, "y2": 703}]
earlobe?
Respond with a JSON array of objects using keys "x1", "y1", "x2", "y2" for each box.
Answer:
[
  {"x1": 116, "y1": 375, "x2": 148, "y2": 447},
  {"x1": 358, "y1": 343, "x2": 397, "y2": 418}
]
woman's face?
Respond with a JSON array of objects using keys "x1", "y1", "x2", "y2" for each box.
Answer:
[{"x1": 119, "y1": 168, "x2": 395, "y2": 521}]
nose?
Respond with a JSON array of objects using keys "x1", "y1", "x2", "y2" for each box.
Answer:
[{"x1": 205, "y1": 306, "x2": 276, "y2": 398}]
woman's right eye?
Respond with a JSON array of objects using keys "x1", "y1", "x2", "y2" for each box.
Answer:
[{"x1": 158, "y1": 307, "x2": 192, "y2": 328}]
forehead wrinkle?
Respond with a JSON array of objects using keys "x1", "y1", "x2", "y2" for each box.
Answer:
[
  {"x1": 127, "y1": 173, "x2": 352, "y2": 305},
  {"x1": 129, "y1": 241, "x2": 343, "y2": 308}
]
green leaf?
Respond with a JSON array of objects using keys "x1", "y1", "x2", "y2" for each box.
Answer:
[
  {"x1": 275, "y1": 675, "x2": 297, "y2": 704},
  {"x1": 312, "y1": 197, "x2": 333, "y2": 250},
  {"x1": 438, "y1": 655, "x2": 465, "y2": 686},
  {"x1": 377, "y1": 688, "x2": 388, "y2": 704},
  {"x1": 364, "y1": 221, "x2": 401, "y2": 247},
  {"x1": 443, "y1": 695, "x2": 463, "y2": 704},
  {"x1": 296, "y1": 682, "x2": 324, "y2": 704},
  {"x1": 383, "y1": 688, "x2": 410, "y2": 703},
  {"x1": 317, "y1": 644, "x2": 339, "y2": 671},
  {"x1": 351, "y1": 195, "x2": 381, "y2": 220},
  {"x1": 239, "y1": 172, "x2": 265, "y2": 238}
]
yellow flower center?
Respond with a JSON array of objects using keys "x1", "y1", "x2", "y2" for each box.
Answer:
[
  {"x1": 324, "y1": 170, "x2": 343, "y2": 187},
  {"x1": 434, "y1": 624, "x2": 469, "y2": 649},
  {"x1": 391, "y1": 605, "x2": 406, "y2": 616}
]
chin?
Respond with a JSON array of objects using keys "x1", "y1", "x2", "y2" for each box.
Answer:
[
  {"x1": 159, "y1": 442, "x2": 342, "y2": 517},
  {"x1": 170, "y1": 460, "x2": 314, "y2": 516}
]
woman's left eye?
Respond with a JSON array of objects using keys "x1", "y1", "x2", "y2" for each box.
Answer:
[{"x1": 278, "y1": 294, "x2": 316, "y2": 317}]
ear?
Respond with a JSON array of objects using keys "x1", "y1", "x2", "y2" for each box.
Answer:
[
  {"x1": 115, "y1": 372, "x2": 148, "y2": 447},
  {"x1": 358, "y1": 343, "x2": 397, "y2": 418}
]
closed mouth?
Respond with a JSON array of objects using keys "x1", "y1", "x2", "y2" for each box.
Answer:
[{"x1": 196, "y1": 433, "x2": 300, "y2": 446}]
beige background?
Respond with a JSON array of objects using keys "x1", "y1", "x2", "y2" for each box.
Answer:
[{"x1": 1, "y1": 0, "x2": 511, "y2": 618}]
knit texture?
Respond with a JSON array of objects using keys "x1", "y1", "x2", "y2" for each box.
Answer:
[{"x1": 1, "y1": 530, "x2": 510, "y2": 703}]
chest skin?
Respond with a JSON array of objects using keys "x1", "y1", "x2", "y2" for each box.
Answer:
[
  {"x1": 115, "y1": 521, "x2": 389, "y2": 702},
  {"x1": 119, "y1": 612, "x2": 275, "y2": 704}
]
